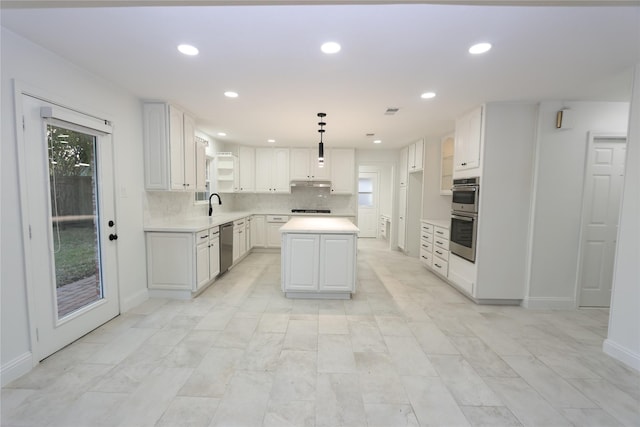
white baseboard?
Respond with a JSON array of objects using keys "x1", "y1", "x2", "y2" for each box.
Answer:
[
  {"x1": 521, "y1": 296, "x2": 575, "y2": 309},
  {"x1": 120, "y1": 288, "x2": 149, "y2": 313},
  {"x1": 603, "y1": 339, "x2": 640, "y2": 372},
  {"x1": 1, "y1": 352, "x2": 33, "y2": 387}
]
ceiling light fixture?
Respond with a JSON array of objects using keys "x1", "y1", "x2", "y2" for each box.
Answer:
[
  {"x1": 469, "y1": 42, "x2": 492, "y2": 54},
  {"x1": 373, "y1": 140, "x2": 382, "y2": 144},
  {"x1": 224, "y1": 91, "x2": 239, "y2": 98},
  {"x1": 177, "y1": 44, "x2": 199, "y2": 56},
  {"x1": 421, "y1": 92, "x2": 436, "y2": 99},
  {"x1": 317, "y1": 112, "x2": 326, "y2": 168},
  {"x1": 217, "y1": 132, "x2": 227, "y2": 137},
  {"x1": 321, "y1": 42, "x2": 341, "y2": 54}
]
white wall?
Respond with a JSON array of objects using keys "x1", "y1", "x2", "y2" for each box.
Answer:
[
  {"x1": 605, "y1": 64, "x2": 640, "y2": 371},
  {"x1": 526, "y1": 101, "x2": 630, "y2": 307},
  {"x1": 1, "y1": 28, "x2": 148, "y2": 384},
  {"x1": 422, "y1": 135, "x2": 452, "y2": 221}
]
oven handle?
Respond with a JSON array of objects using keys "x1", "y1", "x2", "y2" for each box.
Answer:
[
  {"x1": 451, "y1": 214, "x2": 476, "y2": 222},
  {"x1": 452, "y1": 186, "x2": 477, "y2": 191}
]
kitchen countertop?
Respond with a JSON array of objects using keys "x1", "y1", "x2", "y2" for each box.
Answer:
[
  {"x1": 144, "y1": 211, "x2": 356, "y2": 233},
  {"x1": 279, "y1": 216, "x2": 359, "y2": 234},
  {"x1": 422, "y1": 218, "x2": 450, "y2": 229}
]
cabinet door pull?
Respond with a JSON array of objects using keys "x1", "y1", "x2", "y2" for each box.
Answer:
[
  {"x1": 200, "y1": 235, "x2": 208, "y2": 239},
  {"x1": 436, "y1": 250, "x2": 442, "y2": 255},
  {"x1": 435, "y1": 263, "x2": 441, "y2": 268},
  {"x1": 436, "y1": 240, "x2": 443, "y2": 245}
]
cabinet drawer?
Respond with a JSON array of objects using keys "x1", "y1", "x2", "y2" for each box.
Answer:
[
  {"x1": 421, "y1": 232, "x2": 433, "y2": 244},
  {"x1": 234, "y1": 219, "x2": 245, "y2": 228},
  {"x1": 421, "y1": 222, "x2": 434, "y2": 234},
  {"x1": 196, "y1": 230, "x2": 210, "y2": 242},
  {"x1": 433, "y1": 236, "x2": 450, "y2": 251},
  {"x1": 431, "y1": 258, "x2": 448, "y2": 277},
  {"x1": 420, "y1": 240, "x2": 432, "y2": 253},
  {"x1": 209, "y1": 228, "x2": 220, "y2": 239},
  {"x1": 267, "y1": 215, "x2": 289, "y2": 223},
  {"x1": 419, "y1": 248, "x2": 432, "y2": 267},
  {"x1": 434, "y1": 226, "x2": 449, "y2": 239},
  {"x1": 433, "y1": 247, "x2": 450, "y2": 262}
]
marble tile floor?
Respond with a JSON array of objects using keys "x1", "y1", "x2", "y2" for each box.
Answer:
[{"x1": 2, "y1": 238, "x2": 639, "y2": 427}]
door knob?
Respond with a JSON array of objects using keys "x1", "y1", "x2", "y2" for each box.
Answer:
[{"x1": 109, "y1": 234, "x2": 118, "y2": 241}]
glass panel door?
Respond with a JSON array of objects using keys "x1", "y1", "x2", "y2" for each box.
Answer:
[{"x1": 48, "y1": 124, "x2": 103, "y2": 318}]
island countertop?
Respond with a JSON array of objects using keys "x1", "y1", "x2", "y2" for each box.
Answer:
[{"x1": 279, "y1": 216, "x2": 360, "y2": 234}]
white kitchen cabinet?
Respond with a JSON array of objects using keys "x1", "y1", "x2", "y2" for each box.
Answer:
[
  {"x1": 290, "y1": 148, "x2": 331, "y2": 181},
  {"x1": 146, "y1": 227, "x2": 219, "y2": 298},
  {"x1": 397, "y1": 186, "x2": 407, "y2": 250},
  {"x1": 420, "y1": 220, "x2": 449, "y2": 278},
  {"x1": 266, "y1": 215, "x2": 288, "y2": 248},
  {"x1": 233, "y1": 218, "x2": 247, "y2": 263},
  {"x1": 280, "y1": 217, "x2": 358, "y2": 299},
  {"x1": 215, "y1": 153, "x2": 238, "y2": 193},
  {"x1": 143, "y1": 102, "x2": 198, "y2": 191},
  {"x1": 329, "y1": 148, "x2": 355, "y2": 194},
  {"x1": 238, "y1": 145, "x2": 255, "y2": 192},
  {"x1": 251, "y1": 215, "x2": 266, "y2": 247},
  {"x1": 408, "y1": 139, "x2": 424, "y2": 172},
  {"x1": 282, "y1": 234, "x2": 320, "y2": 291},
  {"x1": 399, "y1": 146, "x2": 408, "y2": 187},
  {"x1": 195, "y1": 138, "x2": 207, "y2": 192},
  {"x1": 440, "y1": 134, "x2": 454, "y2": 195},
  {"x1": 255, "y1": 147, "x2": 290, "y2": 193},
  {"x1": 454, "y1": 106, "x2": 483, "y2": 175}
]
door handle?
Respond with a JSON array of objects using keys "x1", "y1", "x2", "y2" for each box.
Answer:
[{"x1": 109, "y1": 234, "x2": 118, "y2": 241}]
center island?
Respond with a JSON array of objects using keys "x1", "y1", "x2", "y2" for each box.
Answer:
[{"x1": 279, "y1": 216, "x2": 360, "y2": 299}]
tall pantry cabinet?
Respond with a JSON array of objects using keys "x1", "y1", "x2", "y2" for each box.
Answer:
[{"x1": 397, "y1": 139, "x2": 424, "y2": 256}]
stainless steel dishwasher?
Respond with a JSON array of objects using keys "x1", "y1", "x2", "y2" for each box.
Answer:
[{"x1": 219, "y1": 221, "x2": 233, "y2": 274}]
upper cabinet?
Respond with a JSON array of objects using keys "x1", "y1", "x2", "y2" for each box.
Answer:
[
  {"x1": 453, "y1": 106, "x2": 483, "y2": 176},
  {"x1": 238, "y1": 145, "x2": 255, "y2": 192},
  {"x1": 290, "y1": 148, "x2": 331, "y2": 181},
  {"x1": 330, "y1": 148, "x2": 355, "y2": 194},
  {"x1": 143, "y1": 102, "x2": 199, "y2": 191},
  {"x1": 214, "y1": 153, "x2": 238, "y2": 193},
  {"x1": 399, "y1": 146, "x2": 408, "y2": 187},
  {"x1": 195, "y1": 137, "x2": 207, "y2": 193},
  {"x1": 255, "y1": 147, "x2": 290, "y2": 193},
  {"x1": 408, "y1": 139, "x2": 424, "y2": 172},
  {"x1": 440, "y1": 134, "x2": 454, "y2": 195}
]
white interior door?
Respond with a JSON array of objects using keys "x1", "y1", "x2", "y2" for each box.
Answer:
[
  {"x1": 20, "y1": 94, "x2": 120, "y2": 361},
  {"x1": 578, "y1": 133, "x2": 626, "y2": 307},
  {"x1": 357, "y1": 172, "x2": 378, "y2": 238}
]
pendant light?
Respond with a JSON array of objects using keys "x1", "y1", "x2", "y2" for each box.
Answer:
[{"x1": 317, "y1": 112, "x2": 326, "y2": 168}]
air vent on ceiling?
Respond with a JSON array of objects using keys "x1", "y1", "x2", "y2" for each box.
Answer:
[
  {"x1": 365, "y1": 133, "x2": 375, "y2": 137},
  {"x1": 384, "y1": 108, "x2": 399, "y2": 115}
]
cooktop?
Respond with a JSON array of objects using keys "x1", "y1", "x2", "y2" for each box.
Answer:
[{"x1": 291, "y1": 209, "x2": 331, "y2": 214}]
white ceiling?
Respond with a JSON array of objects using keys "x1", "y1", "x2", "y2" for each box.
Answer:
[{"x1": 2, "y1": 2, "x2": 639, "y2": 149}]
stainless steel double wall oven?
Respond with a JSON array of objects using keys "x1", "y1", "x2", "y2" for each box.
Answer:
[{"x1": 450, "y1": 177, "x2": 479, "y2": 263}]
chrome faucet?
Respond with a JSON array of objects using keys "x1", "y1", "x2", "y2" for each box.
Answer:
[{"x1": 208, "y1": 193, "x2": 222, "y2": 216}]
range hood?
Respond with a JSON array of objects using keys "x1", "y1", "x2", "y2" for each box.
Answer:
[{"x1": 290, "y1": 180, "x2": 331, "y2": 188}]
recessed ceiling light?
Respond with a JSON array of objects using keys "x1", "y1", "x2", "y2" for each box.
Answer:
[
  {"x1": 224, "y1": 91, "x2": 239, "y2": 98},
  {"x1": 421, "y1": 92, "x2": 436, "y2": 99},
  {"x1": 373, "y1": 140, "x2": 382, "y2": 144},
  {"x1": 267, "y1": 139, "x2": 276, "y2": 143},
  {"x1": 469, "y1": 42, "x2": 492, "y2": 55},
  {"x1": 177, "y1": 44, "x2": 199, "y2": 56},
  {"x1": 217, "y1": 132, "x2": 227, "y2": 137},
  {"x1": 321, "y1": 42, "x2": 341, "y2": 54}
]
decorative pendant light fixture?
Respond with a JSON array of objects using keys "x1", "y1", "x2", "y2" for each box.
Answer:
[{"x1": 317, "y1": 112, "x2": 326, "y2": 168}]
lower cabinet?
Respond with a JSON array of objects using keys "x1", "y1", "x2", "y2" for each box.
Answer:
[
  {"x1": 251, "y1": 215, "x2": 266, "y2": 247},
  {"x1": 233, "y1": 218, "x2": 247, "y2": 263},
  {"x1": 282, "y1": 233, "x2": 356, "y2": 298},
  {"x1": 266, "y1": 215, "x2": 288, "y2": 248},
  {"x1": 420, "y1": 220, "x2": 449, "y2": 278},
  {"x1": 146, "y1": 227, "x2": 220, "y2": 298}
]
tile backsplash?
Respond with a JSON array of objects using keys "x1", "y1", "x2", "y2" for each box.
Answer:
[{"x1": 144, "y1": 187, "x2": 356, "y2": 223}]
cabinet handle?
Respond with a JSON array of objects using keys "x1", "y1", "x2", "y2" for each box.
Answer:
[
  {"x1": 436, "y1": 231, "x2": 444, "y2": 235},
  {"x1": 461, "y1": 162, "x2": 467, "y2": 166},
  {"x1": 421, "y1": 256, "x2": 427, "y2": 260},
  {"x1": 200, "y1": 235, "x2": 208, "y2": 239},
  {"x1": 436, "y1": 240, "x2": 443, "y2": 245},
  {"x1": 436, "y1": 250, "x2": 442, "y2": 255},
  {"x1": 435, "y1": 263, "x2": 442, "y2": 268}
]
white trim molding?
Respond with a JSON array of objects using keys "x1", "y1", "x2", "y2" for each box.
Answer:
[
  {"x1": 521, "y1": 296, "x2": 575, "y2": 309},
  {"x1": 603, "y1": 339, "x2": 640, "y2": 372},
  {"x1": 1, "y1": 352, "x2": 33, "y2": 387}
]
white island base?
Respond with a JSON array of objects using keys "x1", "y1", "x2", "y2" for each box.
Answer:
[{"x1": 280, "y1": 217, "x2": 359, "y2": 299}]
